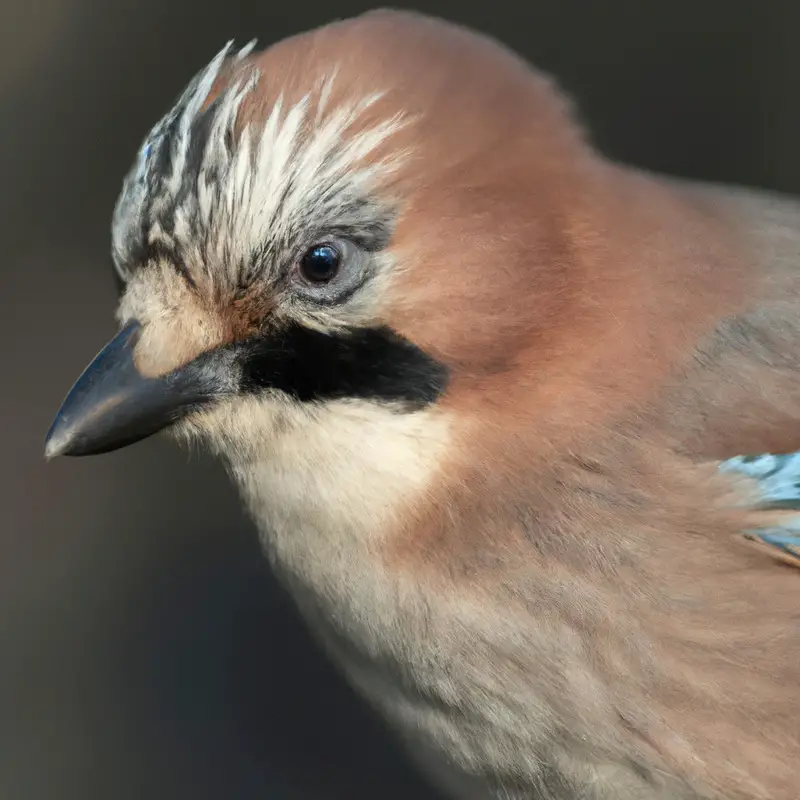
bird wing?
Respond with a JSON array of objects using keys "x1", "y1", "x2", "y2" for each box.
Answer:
[{"x1": 720, "y1": 453, "x2": 800, "y2": 568}]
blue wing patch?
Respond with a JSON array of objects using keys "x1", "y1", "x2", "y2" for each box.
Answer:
[{"x1": 719, "y1": 453, "x2": 800, "y2": 567}]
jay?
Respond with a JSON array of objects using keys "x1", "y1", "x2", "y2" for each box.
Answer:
[{"x1": 45, "y1": 10, "x2": 800, "y2": 800}]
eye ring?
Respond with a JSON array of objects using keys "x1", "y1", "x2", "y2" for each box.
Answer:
[{"x1": 298, "y1": 243, "x2": 342, "y2": 284}]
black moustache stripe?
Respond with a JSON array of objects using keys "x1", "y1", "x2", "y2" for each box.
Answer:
[{"x1": 237, "y1": 323, "x2": 449, "y2": 408}]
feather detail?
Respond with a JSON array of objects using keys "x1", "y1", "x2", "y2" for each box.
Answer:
[{"x1": 720, "y1": 453, "x2": 800, "y2": 568}]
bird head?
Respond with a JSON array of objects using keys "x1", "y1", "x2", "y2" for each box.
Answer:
[
  {"x1": 46, "y1": 6, "x2": 686, "y2": 548},
  {"x1": 44, "y1": 11, "x2": 603, "y2": 470}
]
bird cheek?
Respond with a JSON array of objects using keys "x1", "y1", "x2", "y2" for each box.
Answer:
[
  {"x1": 115, "y1": 268, "x2": 230, "y2": 378},
  {"x1": 171, "y1": 394, "x2": 290, "y2": 459}
]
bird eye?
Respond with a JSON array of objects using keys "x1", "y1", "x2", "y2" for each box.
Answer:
[
  {"x1": 291, "y1": 238, "x2": 367, "y2": 304},
  {"x1": 299, "y1": 243, "x2": 342, "y2": 283}
]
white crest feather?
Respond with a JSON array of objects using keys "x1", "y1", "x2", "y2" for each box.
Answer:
[{"x1": 112, "y1": 40, "x2": 410, "y2": 293}]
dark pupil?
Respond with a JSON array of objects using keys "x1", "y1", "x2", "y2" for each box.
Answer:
[{"x1": 301, "y1": 244, "x2": 340, "y2": 282}]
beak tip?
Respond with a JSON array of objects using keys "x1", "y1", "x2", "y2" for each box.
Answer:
[
  {"x1": 44, "y1": 425, "x2": 72, "y2": 460},
  {"x1": 42, "y1": 320, "x2": 220, "y2": 460}
]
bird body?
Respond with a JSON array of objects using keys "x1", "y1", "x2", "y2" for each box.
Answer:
[{"x1": 46, "y1": 10, "x2": 800, "y2": 799}]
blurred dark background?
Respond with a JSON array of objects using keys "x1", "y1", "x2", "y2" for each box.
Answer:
[{"x1": 3, "y1": 1, "x2": 800, "y2": 798}]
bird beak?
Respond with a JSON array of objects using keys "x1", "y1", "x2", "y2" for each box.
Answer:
[{"x1": 44, "y1": 321, "x2": 232, "y2": 458}]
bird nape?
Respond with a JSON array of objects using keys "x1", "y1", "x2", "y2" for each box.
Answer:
[{"x1": 45, "y1": 9, "x2": 800, "y2": 800}]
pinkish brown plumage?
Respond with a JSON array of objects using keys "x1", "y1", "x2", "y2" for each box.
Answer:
[{"x1": 46, "y1": 10, "x2": 800, "y2": 799}]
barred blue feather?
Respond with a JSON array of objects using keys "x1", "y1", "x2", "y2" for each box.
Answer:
[{"x1": 720, "y1": 453, "x2": 800, "y2": 567}]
